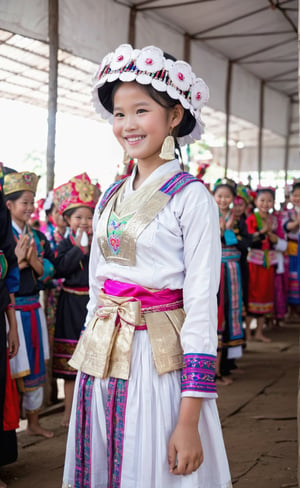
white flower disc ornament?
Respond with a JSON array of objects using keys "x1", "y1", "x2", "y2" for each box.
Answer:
[
  {"x1": 136, "y1": 46, "x2": 164, "y2": 73},
  {"x1": 110, "y1": 44, "x2": 133, "y2": 71},
  {"x1": 169, "y1": 61, "x2": 192, "y2": 92}
]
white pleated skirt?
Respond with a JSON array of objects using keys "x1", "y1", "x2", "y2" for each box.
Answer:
[{"x1": 62, "y1": 331, "x2": 232, "y2": 488}]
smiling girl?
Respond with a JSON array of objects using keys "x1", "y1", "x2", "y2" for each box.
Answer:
[
  {"x1": 52, "y1": 173, "x2": 100, "y2": 427},
  {"x1": 213, "y1": 179, "x2": 249, "y2": 384},
  {"x1": 3, "y1": 170, "x2": 55, "y2": 438},
  {"x1": 62, "y1": 44, "x2": 231, "y2": 488},
  {"x1": 245, "y1": 188, "x2": 287, "y2": 342}
]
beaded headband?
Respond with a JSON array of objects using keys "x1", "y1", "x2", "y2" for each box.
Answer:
[
  {"x1": 92, "y1": 44, "x2": 209, "y2": 146},
  {"x1": 3, "y1": 171, "x2": 39, "y2": 196}
]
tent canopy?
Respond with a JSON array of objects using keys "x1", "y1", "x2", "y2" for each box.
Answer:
[{"x1": 0, "y1": 0, "x2": 298, "y2": 172}]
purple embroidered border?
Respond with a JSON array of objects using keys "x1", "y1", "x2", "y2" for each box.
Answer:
[
  {"x1": 181, "y1": 353, "x2": 216, "y2": 394},
  {"x1": 75, "y1": 373, "x2": 94, "y2": 488},
  {"x1": 98, "y1": 179, "x2": 124, "y2": 213},
  {"x1": 159, "y1": 172, "x2": 199, "y2": 196},
  {"x1": 105, "y1": 378, "x2": 129, "y2": 488}
]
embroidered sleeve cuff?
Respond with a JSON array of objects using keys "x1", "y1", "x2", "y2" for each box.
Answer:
[{"x1": 181, "y1": 353, "x2": 216, "y2": 394}]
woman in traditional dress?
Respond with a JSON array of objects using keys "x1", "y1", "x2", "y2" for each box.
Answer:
[{"x1": 62, "y1": 44, "x2": 232, "y2": 488}]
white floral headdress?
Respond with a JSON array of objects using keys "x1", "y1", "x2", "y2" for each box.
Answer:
[{"x1": 92, "y1": 44, "x2": 209, "y2": 146}]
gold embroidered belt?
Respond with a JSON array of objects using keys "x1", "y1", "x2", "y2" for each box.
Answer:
[{"x1": 69, "y1": 290, "x2": 185, "y2": 380}]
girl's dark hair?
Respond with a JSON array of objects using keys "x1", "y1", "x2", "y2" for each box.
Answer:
[
  {"x1": 256, "y1": 188, "x2": 275, "y2": 200},
  {"x1": 63, "y1": 207, "x2": 78, "y2": 221},
  {"x1": 4, "y1": 190, "x2": 25, "y2": 203},
  {"x1": 45, "y1": 203, "x2": 55, "y2": 217},
  {"x1": 292, "y1": 182, "x2": 300, "y2": 193}
]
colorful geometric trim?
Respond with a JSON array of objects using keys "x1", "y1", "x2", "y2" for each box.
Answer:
[
  {"x1": 159, "y1": 172, "x2": 199, "y2": 196},
  {"x1": 248, "y1": 301, "x2": 274, "y2": 315},
  {"x1": 105, "y1": 378, "x2": 129, "y2": 488},
  {"x1": 181, "y1": 353, "x2": 216, "y2": 394},
  {"x1": 52, "y1": 337, "x2": 78, "y2": 378},
  {"x1": 98, "y1": 179, "x2": 125, "y2": 214},
  {"x1": 75, "y1": 373, "x2": 94, "y2": 488},
  {"x1": 222, "y1": 250, "x2": 244, "y2": 342}
]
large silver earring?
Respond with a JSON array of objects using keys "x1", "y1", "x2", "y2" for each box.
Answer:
[{"x1": 159, "y1": 135, "x2": 175, "y2": 161}]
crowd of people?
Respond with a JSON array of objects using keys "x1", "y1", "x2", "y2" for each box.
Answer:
[{"x1": 0, "y1": 43, "x2": 299, "y2": 488}]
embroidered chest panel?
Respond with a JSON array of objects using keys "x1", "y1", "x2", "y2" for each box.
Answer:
[
  {"x1": 97, "y1": 173, "x2": 176, "y2": 266},
  {"x1": 97, "y1": 170, "x2": 200, "y2": 267}
]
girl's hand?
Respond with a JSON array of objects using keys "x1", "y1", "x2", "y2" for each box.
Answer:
[
  {"x1": 260, "y1": 222, "x2": 271, "y2": 234},
  {"x1": 6, "y1": 299, "x2": 19, "y2": 359},
  {"x1": 27, "y1": 239, "x2": 44, "y2": 276},
  {"x1": 168, "y1": 423, "x2": 203, "y2": 475},
  {"x1": 219, "y1": 217, "x2": 226, "y2": 235},
  {"x1": 225, "y1": 213, "x2": 235, "y2": 230},
  {"x1": 74, "y1": 229, "x2": 89, "y2": 255},
  {"x1": 7, "y1": 322, "x2": 19, "y2": 358},
  {"x1": 267, "y1": 232, "x2": 278, "y2": 244},
  {"x1": 15, "y1": 235, "x2": 30, "y2": 263},
  {"x1": 74, "y1": 229, "x2": 83, "y2": 248},
  {"x1": 27, "y1": 238, "x2": 39, "y2": 264}
]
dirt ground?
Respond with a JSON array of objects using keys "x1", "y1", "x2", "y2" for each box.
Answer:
[{"x1": 0, "y1": 321, "x2": 298, "y2": 488}]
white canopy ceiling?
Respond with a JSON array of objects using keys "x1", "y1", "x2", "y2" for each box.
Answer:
[{"x1": 0, "y1": 0, "x2": 298, "y2": 172}]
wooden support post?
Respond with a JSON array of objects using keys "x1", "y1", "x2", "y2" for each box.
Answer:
[
  {"x1": 128, "y1": 6, "x2": 137, "y2": 47},
  {"x1": 224, "y1": 60, "x2": 232, "y2": 177},
  {"x1": 46, "y1": 0, "x2": 58, "y2": 192},
  {"x1": 284, "y1": 97, "x2": 292, "y2": 184},
  {"x1": 184, "y1": 33, "x2": 191, "y2": 62},
  {"x1": 258, "y1": 80, "x2": 265, "y2": 185}
]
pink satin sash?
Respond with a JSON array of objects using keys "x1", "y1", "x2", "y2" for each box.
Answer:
[{"x1": 103, "y1": 279, "x2": 183, "y2": 313}]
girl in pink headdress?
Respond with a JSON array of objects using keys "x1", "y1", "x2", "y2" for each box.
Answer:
[
  {"x1": 52, "y1": 174, "x2": 100, "y2": 427},
  {"x1": 62, "y1": 45, "x2": 231, "y2": 488}
]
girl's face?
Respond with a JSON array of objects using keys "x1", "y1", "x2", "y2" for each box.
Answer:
[
  {"x1": 234, "y1": 197, "x2": 247, "y2": 217},
  {"x1": 65, "y1": 206, "x2": 93, "y2": 234},
  {"x1": 6, "y1": 190, "x2": 35, "y2": 228},
  {"x1": 291, "y1": 188, "x2": 300, "y2": 208},
  {"x1": 214, "y1": 186, "x2": 234, "y2": 212},
  {"x1": 112, "y1": 82, "x2": 182, "y2": 167},
  {"x1": 255, "y1": 192, "x2": 274, "y2": 214}
]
